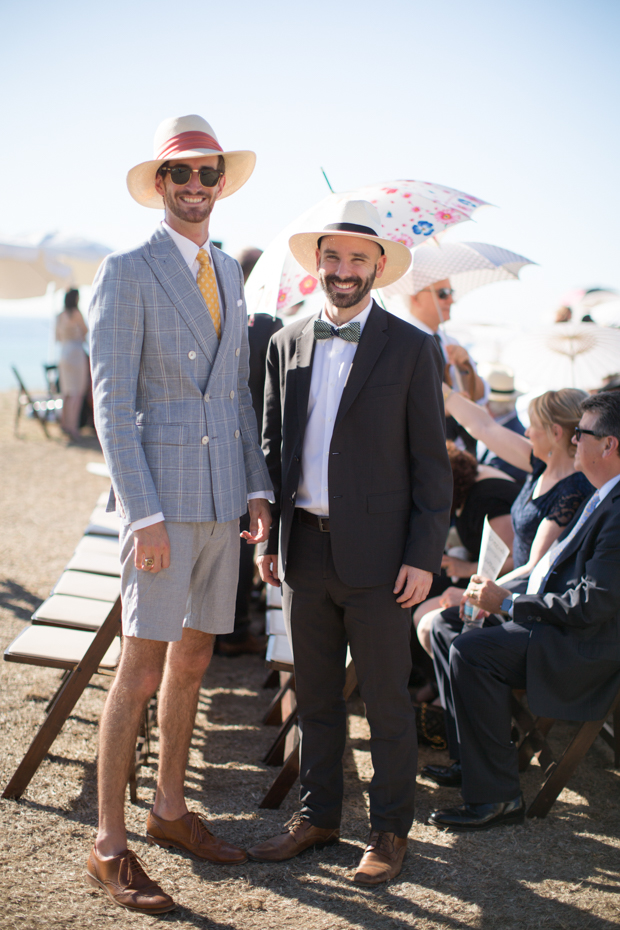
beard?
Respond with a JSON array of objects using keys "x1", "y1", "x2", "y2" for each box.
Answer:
[
  {"x1": 319, "y1": 267, "x2": 377, "y2": 308},
  {"x1": 163, "y1": 185, "x2": 216, "y2": 225}
]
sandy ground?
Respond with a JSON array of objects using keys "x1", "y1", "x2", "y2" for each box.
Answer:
[{"x1": 1, "y1": 390, "x2": 619, "y2": 930}]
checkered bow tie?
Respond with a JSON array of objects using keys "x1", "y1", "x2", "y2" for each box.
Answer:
[{"x1": 313, "y1": 319, "x2": 361, "y2": 343}]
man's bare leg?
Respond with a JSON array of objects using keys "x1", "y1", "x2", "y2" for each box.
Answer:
[
  {"x1": 152, "y1": 627, "x2": 215, "y2": 821},
  {"x1": 96, "y1": 636, "x2": 168, "y2": 857}
]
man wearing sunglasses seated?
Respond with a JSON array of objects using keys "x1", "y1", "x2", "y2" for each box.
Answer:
[
  {"x1": 426, "y1": 391, "x2": 620, "y2": 831},
  {"x1": 88, "y1": 115, "x2": 273, "y2": 913}
]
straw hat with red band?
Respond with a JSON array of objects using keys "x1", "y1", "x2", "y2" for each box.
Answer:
[
  {"x1": 288, "y1": 200, "x2": 412, "y2": 288},
  {"x1": 127, "y1": 115, "x2": 256, "y2": 209}
]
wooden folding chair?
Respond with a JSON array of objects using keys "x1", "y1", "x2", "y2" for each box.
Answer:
[
  {"x1": 511, "y1": 686, "x2": 620, "y2": 818},
  {"x1": 12, "y1": 365, "x2": 56, "y2": 439},
  {"x1": 2, "y1": 597, "x2": 122, "y2": 801}
]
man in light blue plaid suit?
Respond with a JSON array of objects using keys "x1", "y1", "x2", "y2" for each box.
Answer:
[{"x1": 86, "y1": 115, "x2": 273, "y2": 915}]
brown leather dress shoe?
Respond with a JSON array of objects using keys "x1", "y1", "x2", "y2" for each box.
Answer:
[
  {"x1": 86, "y1": 846, "x2": 175, "y2": 913},
  {"x1": 247, "y1": 813, "x2": 340, "y2": 862},
  {"x1": 353, "y1": 831, "x2": 407, "y2": 885},
  {"x1": 146, "y1": 810, "x2": 247, "y2": 863}
]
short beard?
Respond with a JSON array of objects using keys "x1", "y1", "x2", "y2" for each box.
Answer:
[
  {"x1": 163, "y1": 186, "x2": 215, "y2": 225},
  {"x1": 319, "y1": 267, "x2": 377, "y2": 308}
]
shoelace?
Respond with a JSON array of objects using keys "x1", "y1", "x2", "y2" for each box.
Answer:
[
  {"x1": 366, "y1": 831, "x2": 394, "y2": 856},
  {"x1": 120, "y1": 850, "x2": 155, "y2": 889},
  {"x1": 189, "y1": 813, "x2": 214, "y2": 846},
  {"x1": 284, "y1": 812, "x2": 308, "y2": 834}
]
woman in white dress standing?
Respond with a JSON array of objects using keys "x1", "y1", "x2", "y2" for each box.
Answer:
[{"x1": 55, "y1": 288, "x2": 88, "y2": 440}]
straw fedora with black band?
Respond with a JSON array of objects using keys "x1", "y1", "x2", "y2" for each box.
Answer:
[
  {"x1": 127, "y1": 115, "x2": 256, "y2": 209},
  {"x1": 288, "y1": 201, "x2": 412, "y2": 288},
  {"x1": 477, "y1": 363, "x2": 521, "y2": 402}
]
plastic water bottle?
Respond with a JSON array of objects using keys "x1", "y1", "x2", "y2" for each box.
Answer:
[{"x1": 463, "y1": 600, "x2": 484, "y2": 630}]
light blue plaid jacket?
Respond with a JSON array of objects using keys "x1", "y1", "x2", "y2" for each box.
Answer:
[{"x1": 89, "y1": 226, "x2": 272, "y2": 525}]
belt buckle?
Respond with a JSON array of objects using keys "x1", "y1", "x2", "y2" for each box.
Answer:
[{"x1": 317, "y1": 515, "x2": 329, "y2": 532}]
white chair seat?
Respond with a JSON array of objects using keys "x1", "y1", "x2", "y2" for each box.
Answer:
[
  {"x1": 52, "y1": 570, "x2": 121, "y2": 602},
  {"x1": 33, "y1": 594, "x2": 116, "y2": 631},
  {"x1": 5, "y1": 625, "x2": 121, "y2": 671}
]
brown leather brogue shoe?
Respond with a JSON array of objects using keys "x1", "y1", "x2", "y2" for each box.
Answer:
[
  {"x1": 86, "y1": 846, "x2": 175, "y2": 914},
  {"x1": 353, "y1": 831, "x2": 407, "y2": 885},
  {"x1": 146, "y1": 810, "x2": 247, "y2": 864},
  {"x1": 247, "y1": 812, "x2": 340, "y2": 862}
]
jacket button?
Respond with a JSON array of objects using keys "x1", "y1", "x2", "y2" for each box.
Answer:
[
  {"x1": 230, "y1": 390, "x2": 235, "y2": 399},
  {"x1": 294, "y1": 455, "x2": 300, "y2": 463},
  {"x1": 234, "y1": 429, "x2": 240, "y2": 438},
  {"x1": 201, "y1": 436, "x2": 209, "y2": 445},
  {"x1": 204, "y1": 393, "x2": 210, "y2": 402},
  {"x1": 188, "y1": 350, "x2": 196, "y2": 360},
  {"x1": 235, "y1": 347, "x2": 240, "y2": 357}
]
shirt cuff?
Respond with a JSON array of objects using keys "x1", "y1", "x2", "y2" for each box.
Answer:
[
  {"x1": 130, "y1": 512, "x2": 165, "y2": 531},
  {"x1": 248, "y1": 491, "x2": 275, "y2": 504}
]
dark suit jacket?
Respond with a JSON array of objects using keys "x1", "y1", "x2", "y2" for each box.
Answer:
[
  {"x1": 247, "y1": 312, "x2": 283, "y2": 435},
  {"x1": 514, "y1": 480, "x2": 620, "y2": 720},
  {"x1": 259, "y1": 302, "x2": 452, "y2": 589}
]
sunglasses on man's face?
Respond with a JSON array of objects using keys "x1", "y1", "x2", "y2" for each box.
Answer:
[
  {"x1": 159, "y1": 164, "x2": 224, "y2": 187},
  {"x1": 574, "y1": 426, "x2": 603, "y2": 442},
  {"x1": 420, "y1": 287, "x2": 454, "y2": 300}
]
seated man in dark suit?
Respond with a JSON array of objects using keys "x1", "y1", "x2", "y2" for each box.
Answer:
[{"x1": 425, "y1": 391, "x2": 620, "y2": 830}]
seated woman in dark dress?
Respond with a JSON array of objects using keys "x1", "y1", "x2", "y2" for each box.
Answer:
[
  {"x1": 414, "y1": 442, "x2": 519, "y2": 655},
  {"x1": 443, "y1": 386, "x2": 594, "y2": 586}
]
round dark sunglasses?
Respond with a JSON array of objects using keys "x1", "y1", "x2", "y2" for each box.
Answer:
[{"x1": 159, "y1": 165, "x2": 224, "y2": 188}]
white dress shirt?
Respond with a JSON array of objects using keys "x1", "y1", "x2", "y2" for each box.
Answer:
[
  {"x1": 130, "y1": 222, "x2": 269, "y2": 531},
  {"x1": 296, "y1": 299, "x2": 373, "y2": 516}
]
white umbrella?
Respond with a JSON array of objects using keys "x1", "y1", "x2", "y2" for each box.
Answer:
[
  {"x1": 38, "y1": 233, "x2": 112, "y2": 287},
  {"x1": 382, "y1": 240, "x2": 535, "y2": 300},
  {"x1": 502, "y1": 323, "x2": 620, "y2": 392},
  {"x1": 0, "y1": 233, "x2": 112, "y2": 299},
  {"x1": 0, "y1": 240, "x2": 71, "y2": 299},
  {"x1": 245, "y1": 180, "x2": 490, "y2": 316}
]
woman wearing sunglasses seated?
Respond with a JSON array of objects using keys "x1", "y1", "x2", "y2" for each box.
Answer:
[{"x1": 442, "y1": 386, "x2": 594, "y2": 587}]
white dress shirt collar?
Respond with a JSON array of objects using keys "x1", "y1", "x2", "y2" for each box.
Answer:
[
  {"x1": 598, "y1": 472, "x2": 620, "y2": 503},
  {"x1": 162, "y1": 220, "x2": 212, "y2": 269}
]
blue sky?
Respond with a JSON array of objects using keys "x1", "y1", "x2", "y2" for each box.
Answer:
[{"x1": 1, "y1": 0, "x2": 619, "y2": 324}]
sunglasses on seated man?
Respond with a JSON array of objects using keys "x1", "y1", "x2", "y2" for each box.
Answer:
[
  {"x1": 158, "y1": 164, "x2": 224, "y2": 187},
  {"x1": 573, "y1": 426, "x2": 605, "y2": 441}
]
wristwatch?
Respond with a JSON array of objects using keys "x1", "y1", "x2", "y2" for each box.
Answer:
[{"x1": 500, "y1": 596, "x2": 513, "y2": 616}]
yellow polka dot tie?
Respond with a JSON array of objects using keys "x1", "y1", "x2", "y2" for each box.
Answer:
[{"x1": 196, "y1": 248, "x2": 221, "y2": 340}]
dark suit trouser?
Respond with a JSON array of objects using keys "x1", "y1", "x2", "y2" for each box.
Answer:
[
  {"x1": 431, "y1": 608, "x2": 531, "y2": 803},
  {"x1": 282, "y1": 519, "x2": 417, "y2": 836}
]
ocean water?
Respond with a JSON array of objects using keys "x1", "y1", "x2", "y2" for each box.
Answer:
[{"x1": 0, "y1": 316, "x2": 60, "y2": 391}]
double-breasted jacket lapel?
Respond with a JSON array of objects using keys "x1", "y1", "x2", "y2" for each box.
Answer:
[
  {"x1": 334, "y1": 301, "x2": 389, "y2": 429},
  {"x1": 144, "y1": 227, "x2": 219, "y2": 367},
  {"x1": 207, "y1": 246, "x2": 237, "y2": 387}
]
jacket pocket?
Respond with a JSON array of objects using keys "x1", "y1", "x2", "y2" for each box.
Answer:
[
  {"x1": 367, "y1": 488, "x2": 410, "y2": 513},
  {"x1": 140, "y1": 424, "x2": 189, "y2": 445}
]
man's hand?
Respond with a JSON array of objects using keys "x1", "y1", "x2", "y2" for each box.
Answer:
[
  {"x1": 134, "y1": 521, "x2": 170, "y2": 573},
  {"x1": 257, "y1": 553, "x2": 280, "y2": 587},
  {"x1": 394, "y1": 565, "x2": 432, "y2": 608},
  {"x1": 464, "y1": 574, "x2": 511, "y2": 613},
  {"x1": 438, "y1": 586, "x2": 467, "y2": 610},
  {"x1": 445, "y1": 344, "x2": 473, "y2": 371},
  {"x1": 242, "y1": 498, "x2": 272, "y2": 544}
]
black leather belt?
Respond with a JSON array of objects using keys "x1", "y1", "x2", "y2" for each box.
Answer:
[{"x1": 296, "y1": 509, "x2": 330, "y2": 532}]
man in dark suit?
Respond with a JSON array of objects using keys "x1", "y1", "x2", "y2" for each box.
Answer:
[
  {"x1": 426, "y1": 391, "x2": 620, "y2": 830},
  {"x1": 247, "y1": 201, "x2": 452, "y2": 883}
]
